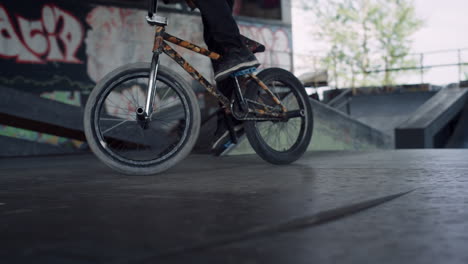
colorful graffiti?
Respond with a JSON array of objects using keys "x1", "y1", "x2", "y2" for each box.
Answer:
[
  {"x1": 0, "y1": 4, "x2": 84, "y2": 64},
  {"x1": 85, "y1": 6, "x2": 292, "y2": 82},
  {"x1": 85, "y1": 6, "x2": 155, "y2": 83},
  {"x1": 0, "y1": 125, "x2": 84, "y2": 148}
]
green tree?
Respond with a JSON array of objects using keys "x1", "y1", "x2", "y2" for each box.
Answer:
[
  {"x1": 298, "y1": 0, "x2": 422, "y2": 88},
  {"x1": 372, "y1": 0, "x2": 423, "y2": 85}
]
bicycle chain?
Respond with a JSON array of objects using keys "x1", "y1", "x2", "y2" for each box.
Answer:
[
  {"x1": 231, "y1": 99, "x2": 285, "y2": 121},
  {"x1": 232, "y1": 112, "x2": 281, "y2": 121}
]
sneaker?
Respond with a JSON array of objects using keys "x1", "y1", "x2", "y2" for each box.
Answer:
[
  {"x1": 240, "y1": 35, "x2": 266, "y2": 54},
  {"x1": 211, "y1": 111, "x2": 244, "y2": 155},
  {"x1": 212, "y1": 123, "x2": 244, "y2": 152},
  {"x1": 214, "y1": 47, "x2": 260, "y2": 82}
]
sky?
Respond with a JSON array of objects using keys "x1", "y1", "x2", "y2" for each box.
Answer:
[
  {"x1": 292, "y1": 0, "x2": 468, "y2": 85},
  {"x1": 412, "y1": 0, "x2": 468, "y2": 52}
]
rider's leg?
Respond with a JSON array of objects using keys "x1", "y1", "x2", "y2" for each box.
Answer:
[
  {"x1": 210, "y1": 77, "x2": 244, "y2": 154},
  {"x1": 198, "y1": 0, "x2": 250, "y2": 153},
  {"x1": 197, "y1": 0, "x2": 259, "y2": 82},
  {"x1": 200, "y1": 0, "x2": 234, "y2": 98},
  {"x1": 199, "y1": 0, "x2": 239, "y2": 53},
  {"x1": 201, "y1": 12, "x2": 244, "y2": 153}
]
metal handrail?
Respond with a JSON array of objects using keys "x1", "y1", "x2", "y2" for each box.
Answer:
[{"x1": 327, "y1": 88, "x2": 352, "y2": 106}]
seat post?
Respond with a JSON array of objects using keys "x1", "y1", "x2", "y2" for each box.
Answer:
[
  {"x1": 147, "y1": 0, "x2": 168, "y2": 26},
  {"x1": 148, "y1": 0, "x2": 157, "y2": 17}
]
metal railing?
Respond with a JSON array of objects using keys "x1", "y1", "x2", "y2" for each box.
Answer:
[
  {"x1": 293, "y1": 48, "x2": 468, "y2": 88},
  {"x1": 326, "y1": 89, "x2": 352, "y2": 114},
  {"x1": 366, "y1": 48, "x2": 468, "y2": 84}
]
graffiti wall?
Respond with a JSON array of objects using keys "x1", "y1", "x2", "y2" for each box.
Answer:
[
  {"x1": 0, "y1": 0, "x2": 292, "y2": 155},
  {"x1": 84, "y1": 6, "x2": 292, "y2": 83}
]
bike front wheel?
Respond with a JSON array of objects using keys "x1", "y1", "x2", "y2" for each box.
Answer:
[
  {"x1": 84, "y1": 63, "x2": 200, "y2": 175},
  {"x1": 244, "y1": 68, "x2": 314, "y2": 165}
]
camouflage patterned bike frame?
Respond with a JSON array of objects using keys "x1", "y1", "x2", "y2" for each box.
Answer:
[{"x1": 139, "y1": 13, "x2": 301, "y2": 124}]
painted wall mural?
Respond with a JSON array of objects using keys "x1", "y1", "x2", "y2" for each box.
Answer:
[
  {"x1": 0, "y1": 0, "x2": 292, "y2": 154},
  {"x1": 85, "y1": 6, "x2": 292, "y2": 83},
  {"x1": 0, "y1": 5, "x2": 84, "y2": 64}
]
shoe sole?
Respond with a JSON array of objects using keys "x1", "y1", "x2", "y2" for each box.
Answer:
[
  {"x1": 211, "y1": 125, "x2": 244, "y2": 151},
  {"x1": 214, "y1": 60, "x2": 260, "y2": 82},
  {"x1": 217, "y1": 134, "x2": 246, "y2": 156},
  {"x1": 211, "y1": 130, "x2": 230, "y2": 151}
]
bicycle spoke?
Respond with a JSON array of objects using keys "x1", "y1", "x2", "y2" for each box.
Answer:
[
  {"x1": 100, "y1": 118, "x2": 136, "y2": 122},
  {"x1": 250, "y1": 77, "x2": 307, "y2": 152},
  {"x1": 92, "y1": 72, "x2": 194, "y2": 164},
  {"x1": 102, "y1": 120, "x2": 129, "y2": 135},
  {"x1": 158, "y1": 84, "x2": 172, "y2": 102},
  {"x1": 126, "y1": 84, "x2": 140, "y2": 107}
]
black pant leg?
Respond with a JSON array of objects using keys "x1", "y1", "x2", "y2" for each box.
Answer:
[
  {"x1": 198, "y1": 0, "x2": 239, "y2": 99},
  {"x1": 227, "y1": 0, "x2": 235, "y2": 11},
  {"x1": 196, "y1": 0, "x2": 242, "y2": 53},
  {"x1": 201, "y1": 14, "x2": 216, "y2": 52}
]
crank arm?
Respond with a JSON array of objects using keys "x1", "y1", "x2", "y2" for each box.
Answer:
[{"x1": 284, "y1": 110, "x2": 305, "y2": 119}]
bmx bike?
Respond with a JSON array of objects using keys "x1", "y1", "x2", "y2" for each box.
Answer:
[{"x1": 83, "y1": 0, "x2": 314, "y2": 175}]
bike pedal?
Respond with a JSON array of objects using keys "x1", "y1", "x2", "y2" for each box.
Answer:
[{"x1": 231, "y1": 67, "x2": 257, "y2": 77}]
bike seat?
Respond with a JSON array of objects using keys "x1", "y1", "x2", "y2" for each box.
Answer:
[{"x1": 241, "y1": 35, "x2": 266, "y2": 54}]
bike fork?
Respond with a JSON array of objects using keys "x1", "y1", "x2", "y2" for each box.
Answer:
[{"x1": 137, "y1": 53, "x2": 160, "y2": 123}]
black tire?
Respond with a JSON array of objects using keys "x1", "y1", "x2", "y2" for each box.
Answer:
[
  {"x1": 244, "y1": 68, "x2": 313, "y2": 164},
  {"x1": 84, "y1": 63, "x2": 200, "y2": 175}
]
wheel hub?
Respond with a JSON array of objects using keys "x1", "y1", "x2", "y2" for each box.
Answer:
[{"x1": 136, "y1": 107, "x2": 150, "y2": 129}]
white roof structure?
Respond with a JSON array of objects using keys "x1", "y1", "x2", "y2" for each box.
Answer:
[{"x1": 299, "y1": 71, "x2": 328, "y2": 87}]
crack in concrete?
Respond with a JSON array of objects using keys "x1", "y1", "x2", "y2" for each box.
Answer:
[{"x1": 140, "y1": 189, "x2": 416, "y2": 262}]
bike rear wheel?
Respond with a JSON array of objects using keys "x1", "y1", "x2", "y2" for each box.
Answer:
[
  {"x1": 244, "y1": 68, "x2": 313, "y2": 164},
  {"x1": 84, "y1": 63, "x2": 200, "y2": 175}
]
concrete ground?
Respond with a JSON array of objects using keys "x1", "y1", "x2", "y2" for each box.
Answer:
[{"x1": 1, "y1": 150, "x2": 468, "y2": 264}]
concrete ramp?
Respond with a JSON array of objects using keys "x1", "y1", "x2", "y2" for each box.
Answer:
[
  {"x1": 349, "y1": 92, "x2": 436, "y2": 136},
  {"x1": 0, "y1": 85, "x2": 85, "y2": 141},
  {"x1": 395, "y1": 87, "x2": 468, "y2": 148},
  {"x1": 446, "y1": 102, "x2": 468, "y2": 148},
  {"x1": 0, "y1": 135, "x2": 82, "y2": 157},
  {"x1": 227, "y1": 99, "x2": 392, "y2": 156}
]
